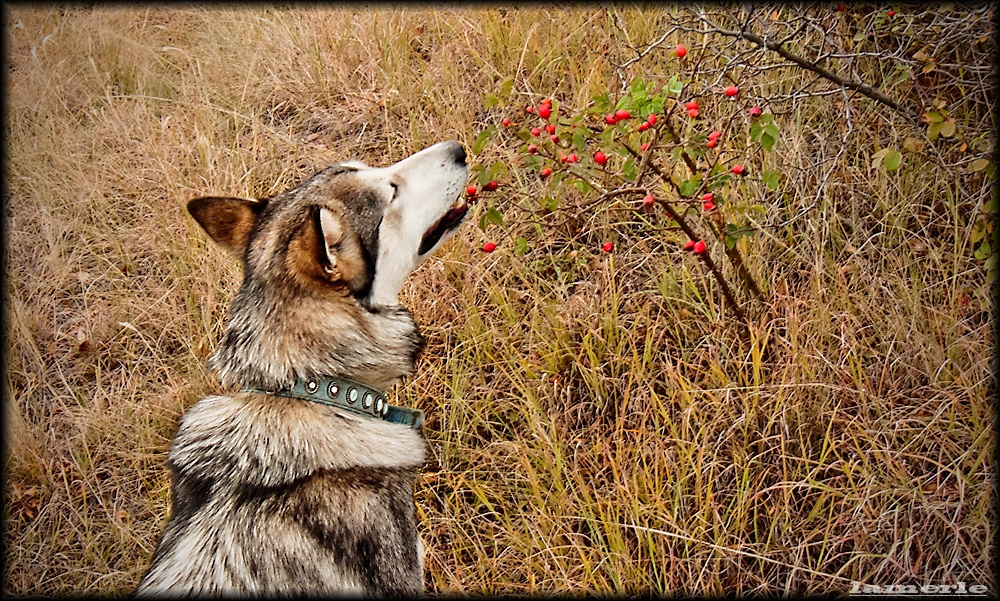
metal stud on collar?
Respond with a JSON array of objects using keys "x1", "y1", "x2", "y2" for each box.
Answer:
[{"x1": 306, "y1": 380, "x2": 318, "y2": 393}]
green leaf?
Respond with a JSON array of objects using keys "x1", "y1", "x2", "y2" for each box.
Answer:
[
  {"x1": 969, "y1": 158, "x2": 991, "y2": 173},
  {"x1": 573, "y1": 130, "x2": 587, "y2": 152},
  {"x1": 927, "y1": 121, "x2": 942, "y2": 141},
  {"x1": 883, "y1": 150, "x2": 903, "y2": 170},
  {"x1": 541, "y1": 196, "x2": 558, "y2": 211},
  {"x1": 623, "y1": 158, "x2": 636, "y2": 181},
  {"x1": 666, "y1": 74, "x2": 683, "y2": 95},
  {"x1": 853, "y1": 31, "x2": 866, "y2": 42},
  {"x1": 515, "y1": 236, "x2": 530, "y2": 256},
  {"x1": 939, "y1": 120, "x2": 956, "y2": 138},
  {"x1": 679, "y1": 175, "x2": 702, "y2": 197},
  {"x1": 472, "y1": 125, "x2": 497, "y2": 155},
  {"x1": 478, "y1": 168, "x2": 491, "y2": 186},
  {"x1": 923, "y1": 111, "x2": 944, "y2": 123},
  {"x1": 499, "y1": 77, "x2": 514, "y2": 97},
  {"x1": 973, "y1": 240, "x2": 991, "y2": 260},
  {"x1": 763, "y1": 170, "x2": 780, "y2": 190},
  {"x1": 485, "y1": 207, "x2": 503, "y2": 227},
  {"x1": 760, "y1": 132, "x2": 776, "y2": 152},
  {"x1": 572, "y1": 179, "x2": 592, "y2": 193},
  {"x1": 484, "y1": 93, "x2": 498, "y2": 109}
]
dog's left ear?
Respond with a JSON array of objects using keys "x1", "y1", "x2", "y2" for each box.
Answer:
[{"x1": 187, "y1": 197, "x2": 267, "y2": 256}]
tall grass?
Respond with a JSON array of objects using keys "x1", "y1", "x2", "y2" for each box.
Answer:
[{"x1": 4, "y1": 6, "x2": 994, "y2": 595}]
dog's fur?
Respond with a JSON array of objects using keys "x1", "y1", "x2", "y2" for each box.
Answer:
[{"x1": 135, "y1": 141, "x2": 469, "y2": 596}]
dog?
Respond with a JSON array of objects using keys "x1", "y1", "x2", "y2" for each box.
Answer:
[{"x1": 134, "y1": 140, "x2": 470, "y2": 596}]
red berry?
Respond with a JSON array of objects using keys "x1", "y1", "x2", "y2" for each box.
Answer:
[
  {"x1": 675, "y1": 44, "x2": 687, "y2": 58},
  {"x1": 466, "y1": 186, "x2": 477, "y2": 197},
  {"x1": 527, "y1": 144, "x2": 539, "y2": 154},
  {"x1": 706, "y1": 139, "x2": 717, "y2": 149},
  {"x1": 483, "y1": 242, "x2": 496, "y2": 253},
  {"x1": 541, "y1": 98, "x2": 552, "y2": 106},
  {"x1": 565, "y1": 153, "x2": 578, "y2": 163},
  {"x1": 708, "y1": 130, "x2": 722, "y2": 140},
  {"x1": 887, "y1": 10, "x2": 896, "y2": 17},
  {"x1": 615, "y1": 109, "x2": 631, "y2": 121},
  {"x1": 688, "y1": 108, "x2": 699, "y2": 118},
  {"x1": 749, "y1": 107, "x2": 762, "y2": 118},
  {"x1": 703, "y1": 201, "x2": 715, "y2": 211},
  {"x1": 638, "y1": 123, "x2": 649, "y2": 132},
  {"x1": 526, "y1": 105, "x2": 535, "y2": 113},
  {"x1": 731, "y1": 164, "x2": 745, "y2": 175},
  {"x1": 545, "y1": 123, "x2": 556, "y2": 134},
  {"x1": 484, "y1": 180, "x2": 499, "y2": 192},
  {"x1": 693, "y1": 240, "x2": 706, "y2": 254},
  {"x1": 641, "y1": 143, "x2": 649, "y2": 151},
  {"x1": 550, "y1": 134, "x2": 559, "y2": 143},
  {"x1": 646, "y1": 114, "x2": 657, "y2": 126},
  {"x1": 594, "y1": 151, "x2": 607, "y2": 165},
  {"x1": 540, "y1": 168, "x2": 551, "y2": 178},
  {"x1": 602, "y1": 242, "x2": 613, "y2": 253},
  {"x1": 836, "y1": 4, "x2": 846, "y2": 11},
  {"x1": 684, "y1": 240, "x2": 696, "y2": 251},
  {"x1": 642, "y1": 194, "x2": 656, "y2": 209},
  {"x1": 724, "y1": 85, "x2": 739, "y2": 97},
  {"x1": 538, "y1": 104, "x2": 552, "y2": 119},
  {"x1": 605, "y1": 114, "x2": 618, "y2": 125},
  {"x1": 531, "y1": 127, "x2": 541, "y2": 136},
  {"x1": 684, "y1": 100, "x2": 698, "y2": 110},
  {"x1": 502, "y1": 118, "x2": 510, "y2": 127},
  {"x1": 702, "y1": 193, "x2": 714, "y2": 202}
]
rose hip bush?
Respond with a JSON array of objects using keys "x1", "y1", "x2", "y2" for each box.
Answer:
[{"x1": 472, "y1": 73, "x2": 784, "y2": 322}]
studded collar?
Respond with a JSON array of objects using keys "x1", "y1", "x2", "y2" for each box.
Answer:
[{"x1": 243, "y1": 375, "x2": 424, "y2": 430}]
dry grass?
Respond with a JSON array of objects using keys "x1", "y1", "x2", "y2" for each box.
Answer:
[{"x1": 4, "y1": 5, "x2": 994, "y2": 596}]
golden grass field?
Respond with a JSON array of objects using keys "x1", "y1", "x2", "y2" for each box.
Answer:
[{"x1": 4, "y1": 5, "x2": 995, "y2": 596}]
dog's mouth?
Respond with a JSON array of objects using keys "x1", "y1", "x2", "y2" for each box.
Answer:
[{"x1": 418, "y1": 196, "x2": 468, "y2": 256}]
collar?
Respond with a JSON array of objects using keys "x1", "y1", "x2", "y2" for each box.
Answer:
[{"x1": 242, "y1": 374, "x2": 424, "y2": 430}]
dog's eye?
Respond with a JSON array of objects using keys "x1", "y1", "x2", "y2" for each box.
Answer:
[{"x1": 389, "y1": 182, "x2": 399, "y2": 200}]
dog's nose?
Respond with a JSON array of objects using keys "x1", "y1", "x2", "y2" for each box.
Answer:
[{"x1": 449, "y1": 142, "x2": 467, "y2": 165}]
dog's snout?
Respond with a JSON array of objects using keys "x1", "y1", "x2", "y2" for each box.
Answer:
[{"x1": 449, "y1": 142, "x2": 467, "y2": 165}]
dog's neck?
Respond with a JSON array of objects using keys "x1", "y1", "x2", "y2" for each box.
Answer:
[{"x1": 209, "y1": 283, "x2": 425, "y2": 393}]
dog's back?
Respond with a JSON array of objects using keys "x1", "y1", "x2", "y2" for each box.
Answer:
[{"x1": 137, "y1": 394, "x2": 426, "y2": 595}]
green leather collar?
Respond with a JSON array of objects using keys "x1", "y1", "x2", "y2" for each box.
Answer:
[{"x1": 243, "y1": 375, "x2": 424, "y2": 430}]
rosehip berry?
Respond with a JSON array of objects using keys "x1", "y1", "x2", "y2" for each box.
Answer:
[
  {"x1": 502, "y1": 118, "x2": 510, "y2": 127},
  {"x1": 749, "y1": 106, "x2": 762, "y2": 117},
  {"x1": 527, "y1": 144, "x2": 539, "y2": 154},
  {"x1": 642, "y1": 194, "x2": 656, "y2": 209},
  {"x1": 887, "y1": 10, "x2": 895, "y2": 17},
  {"x1": 702, "y1": 193, "x2": 714, "y2": 202},
  {"x1": 615, "y1": 109, "x2": 631, "y2": 121},
  {"x1": 688, "y1": 109, "x2": 699, "y2": 118},
  {"x1": 483, "y1": 242, "x2": 496, "y2": 253},
  {"x1": 540, "y1": 168, "x2": 551, "y2": 178},
  {"x1": 638, "y1": 123, "x2": 649, "y2": 132},
  {"x1": 550, "y1": 135, "x2": 559, "y2": 143},
  {"x1": 675, "y1": 43, "x2": 687, "y2": 58},
  {"x1": 565, "y1": 153, "x2": 578, "y2": 163},
  {"x1": 646, "y1": 114, "x2": 657, "y2": 126},
  {"x1": 706, "y1": 139, "x2": 717, "y2": 149},
  {"x1": 708, "y1": 131, "x2": 722, "y2": 140},
  {"x1": 731, "y1": 164, "x2": 745, "y2": 175},
  {"x1": 531, "y1": 127, "x2": 541, "y2": 136},
  {"x1": 684, "y1": 240, "x2": 695, "y2": 251},
  {"x1": 693, "y1": 240, "x2": 706, "y2": 253},
  {"x1": 466, "y1": 186, "x2": 478, "y2": 197},
  {"x1": 703, "y1": 201, "x2": 715, "y2": 211},
  {"x1": 538, "y1": 104, "x2": 552, "y2": 119},
  {"x1": 526, "y1": 105, "x2": 535, "y2": 113},
  {"x1": 836, "y1": 4, "x2": 846, "y2": 11},
  {"x1": 541, "y1": 98, "x2": 552, "y2": 106},
  {"x1": 594, "y1": 151, "x2": 607, "y2": 165},
  {"x1": 724, "y1": 86, "x2": 739, "y2": 97},
  {"x1": 641, "y1": 143, "x2": 649, "y2": 151},
  {"x1": 602, "y1": 242, "x2": 613, "y2": 253},
  {"x1": 484, "y1": 180, "x2": 499, "y2": 192},
  {"x1": 545, "y1": 123, "x2": 556, "y2": 134},
  {"x1": 605, "y1": 114, "x2": 618, "y2": 125},
  {"x1": 684, "y1": 100, "x2": 699, "y2": 110}
]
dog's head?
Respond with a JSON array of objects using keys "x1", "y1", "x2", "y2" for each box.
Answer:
[
  {"x1": 187, "y1": 141, "x2": 469, "y2": 389},
  {"x1": 189, "y1": 140, "x2": 469, "y2": 307}
]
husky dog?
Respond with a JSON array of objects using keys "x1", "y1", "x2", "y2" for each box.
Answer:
[{"x1": 135, "y1": 141, "x2": 470, "y2": 596}]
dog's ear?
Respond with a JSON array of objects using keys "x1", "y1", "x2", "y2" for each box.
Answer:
[
  {"x1": 287, "y1": 206, "x2": 367, "y2": 290},
  {"x1": 187, "y1": 197, "x2": 267, "y2": 256}
]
